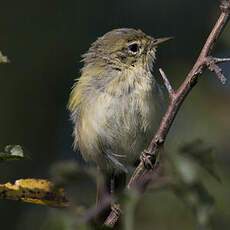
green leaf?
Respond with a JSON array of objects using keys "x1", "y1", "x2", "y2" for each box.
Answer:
[
  {"x1": 0, "y1": 145, "x2": 26, "y2": 161},
  {"x1": 173, "y1": 182, "x2": 214, "y2": 230},
  {"x1": 179, "y1": 139, "x2": 220, "y2": 182},
  {"x1": 50, "y1": 161, "x2": 98, "y2": 186},
  {"x1": 0, "y1": 51, "x2": 9, "y2": 63}
]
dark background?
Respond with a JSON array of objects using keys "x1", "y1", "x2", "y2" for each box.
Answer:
[{"x1": 0, "y1": 0, "x2": 230, "y2": 229}]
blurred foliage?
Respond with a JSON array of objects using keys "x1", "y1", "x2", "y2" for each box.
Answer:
[
  {"x1": 23, "y1": 140, "x2": 217, "y2": 230},
  {"x1": 50, "y1": 161, "x2": 98, "y2": 188},
  {"x1": 179, "y1": 139, "x2": 220, "y2": 182},
  {"x1": 169, "y1": 140, "x2": 218, "y2": 230}
]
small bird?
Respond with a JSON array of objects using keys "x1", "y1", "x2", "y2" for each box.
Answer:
[{"x1": 68, "y1": 28, "x2": 170, "y2": 203}]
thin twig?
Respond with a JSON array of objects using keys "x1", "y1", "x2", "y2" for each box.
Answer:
[
  {"x1": 212, "y1": 57, "x2": 230, "y2": 63},
  {"x1": 206, "y1": 56, "x2": 230, "y2": 84},
  {"x1": 104, "y1": 0, "x2": 230, "y2": 227},
  {"x1": 206, "y1": 56, "x2": 227, "y2": 84},
  {"x1": 159, "y1": 68, "x2": 175, "y2": 100}
]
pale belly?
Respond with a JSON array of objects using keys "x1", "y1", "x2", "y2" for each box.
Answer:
[{"x1": 78, "y1": 89, "x2": 161, "y2": 172}]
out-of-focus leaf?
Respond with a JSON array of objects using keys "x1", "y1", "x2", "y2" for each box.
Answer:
[
  {"x1": 173, "y1": 154, "x2": 199, "y2": 184},
  {"x1": 173, "y1": 182, "x2": 214, "y2": 230},
  {"x1": 0, "y1": 145, "x2": 26, "y2": 161},
  {"x1": 157, "y1": 140, "x2": 217, "y2": 229},
  {"x1": 179, "y1": 139, "x2": 220, "y2": 182},
  {"x1": 122, "y1": 189, "x2": 140, "y2": 230},
  {"x1": 41, "y1": 209, "x2": 91, "y2": 230},
  {"x1": 0, "y1": 179, "x2": 69, "y2": 207},
  {"x1": 0, "y1": 51, "x2": 9, "y2": 63},
  {"x1": 50, "y1": 161, "x2": 97, "y2": 186},
  {"x1": 50, "y1": 161, "x2": 98, "y2": 207}
]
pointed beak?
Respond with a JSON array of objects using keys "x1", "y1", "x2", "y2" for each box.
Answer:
[{"x1": 152, "y1": 36, "x2": 174, "y2": 46}]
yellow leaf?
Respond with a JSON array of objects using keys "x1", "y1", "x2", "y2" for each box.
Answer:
[{"x1": 0, "y1": 179, "x2": 69, "y2": 208}]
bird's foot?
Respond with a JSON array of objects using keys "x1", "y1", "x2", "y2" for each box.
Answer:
[
  {"x1": 140, "y1": 150, "x2": 157, "y2": 169},
  {"x1": 111, "y1": 203, "x2": 121, "y2": 216}
]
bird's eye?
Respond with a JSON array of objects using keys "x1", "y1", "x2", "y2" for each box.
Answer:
[{"x1": 128, "y1": 43, "x2": 139, "y2": 54}]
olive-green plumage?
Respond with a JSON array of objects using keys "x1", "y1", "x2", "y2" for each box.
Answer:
[{"x1": 68, "y1": 28, "x2": 169, "y2": 195}]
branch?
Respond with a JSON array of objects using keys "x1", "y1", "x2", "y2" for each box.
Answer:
[
  {"x1": 206, "y1": 56, "x2": 230, "y2": 84},
  {"x1": 159, "y1": 68, "x2": 175, "y2": 100},
  {"x1": 104, "y1": 1, "x2": 230, "y2": 227}
]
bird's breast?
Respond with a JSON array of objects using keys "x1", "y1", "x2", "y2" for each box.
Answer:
[{"x1": 78, "y1": 72, "x2": 161, "y2": 171}]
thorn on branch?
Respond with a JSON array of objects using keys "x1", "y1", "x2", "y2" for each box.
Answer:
[
  {"x1": 212, "y1": 57, "x2": 230, "y2": 64},
  {"x1": 159, "y1": 68, "x2": 175, "y2": 100},
  {"x1": 206, "y1": 56, "x2": 229, "y2": 84}
]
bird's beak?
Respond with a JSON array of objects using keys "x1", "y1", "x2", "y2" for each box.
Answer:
[{"x1": 152, "y1": 37, "x2": 173, "y2": 46}]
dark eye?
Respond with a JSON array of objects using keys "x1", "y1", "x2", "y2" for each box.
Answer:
[{"x1": 128, "y1": 43, "x2": 139, "y2": 54}]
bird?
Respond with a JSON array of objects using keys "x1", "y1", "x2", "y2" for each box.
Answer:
[{"x1": 68, "y1": 28, "x2": 170, "y2": 205}]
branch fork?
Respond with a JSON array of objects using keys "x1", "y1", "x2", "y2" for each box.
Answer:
[
  {"x1": 160, "y1": 55, "x2": 230, "y2": 100},
  {"x1": 220, "y1": 0, "x2": 230, "y2": 12}
]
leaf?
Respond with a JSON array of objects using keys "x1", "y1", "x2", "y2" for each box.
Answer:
[
  {"x1": 168, "y1": 141, "x2": 217, "y2": 229},
  {"x1": 0, "y1": 179, "x2": 69, "y2": 208},
  {"x1": 0, "y1": 145, "x2": 26, "y2": 161},
  {"x1": 173, "y1": 182, "x2": 214, "y2": 229},
  {"x1": 122, "y1": 190, "x2": 140, "y2": 230},
  {"x1": 0, "y1": 51, "x2": 9, "y2": 63},
  {"x1": 173, "y1": 154, "x2": 199, "y2": 184},
  {"x1": 179, "y1": 139, "x2": 220, "y2": 182},
  {"x1": 50, "y1": 161, "x2": 97, "y2": 186}
]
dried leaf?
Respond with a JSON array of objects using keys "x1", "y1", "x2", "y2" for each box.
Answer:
[{"x1": 0, "y1": 179, "x2": 69, "y2": 207}]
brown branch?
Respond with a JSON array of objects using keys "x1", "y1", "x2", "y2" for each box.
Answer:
[{"x1": 104, "y1": 0, "x2": 230, "y2": 227}]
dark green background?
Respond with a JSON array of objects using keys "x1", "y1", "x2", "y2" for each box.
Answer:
[{"x1": 0, "y1": 0, "x2": 230, "y2": 229}]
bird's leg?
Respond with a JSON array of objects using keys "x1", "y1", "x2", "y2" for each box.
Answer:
[
  {"x1": 109, "y1": 172, "x2": 122, "y2": 221},
  {"x1": 110, "y1": 171, "x2": 115, "y2": 197},
  {"x1": 110, "y1": 172, "x2": 120, "y2": 208}
]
